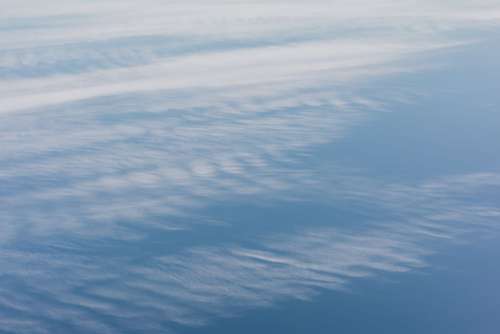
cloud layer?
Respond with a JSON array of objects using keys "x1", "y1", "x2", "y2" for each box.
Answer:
[
  {"x1": 1, "y1": 173, "x2": 499, "y2": 333},
  {"x1": 1, "y1": 0, "x2": 500, "y2": 333}
]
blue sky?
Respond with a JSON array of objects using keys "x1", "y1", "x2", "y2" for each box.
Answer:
[{"x1": 1, "y1": 1, "x2": 500, "y2": 333}]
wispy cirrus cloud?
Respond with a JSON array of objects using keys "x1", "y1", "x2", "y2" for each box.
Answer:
[
  {"x1": 1, "y1": 173, "x2": 499, "y2": 333},
  {"x1": 0, "y1": 34, "x2": 449, "y2": 242},
  {"x1": 1, "y1": 1, "x2": 500, "y2": 333}
]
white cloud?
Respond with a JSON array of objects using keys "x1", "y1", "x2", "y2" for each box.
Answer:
[
  {"x1": 1, "y1": 172, "x2": 499, "y2": 333},
  {"x1": 1, "y1": 1, "x2": 500, "y2": 332}
]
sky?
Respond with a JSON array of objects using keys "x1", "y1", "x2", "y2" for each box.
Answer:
[{"x1": 1, "y1": 1, "x2": 500, "y2": 333}]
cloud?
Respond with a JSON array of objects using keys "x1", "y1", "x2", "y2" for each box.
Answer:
[
  {"x1": 1, "y1": 173, "x2": 499, "y2": 333},
  {"x1": 1, "y1": 1, "x2": 500, "y2": 333}
]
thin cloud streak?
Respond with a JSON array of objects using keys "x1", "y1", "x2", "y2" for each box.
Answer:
[{"x1": 0, "y1": 39, "x2": 455, "y2": 114}]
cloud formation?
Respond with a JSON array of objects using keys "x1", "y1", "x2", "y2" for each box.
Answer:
[
  {"x1": 1, "y1": 173, "x2": 499, "y2": 333},
  {"x1": 1, "y1": 1, "x2": 500, "y2": 333}
]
